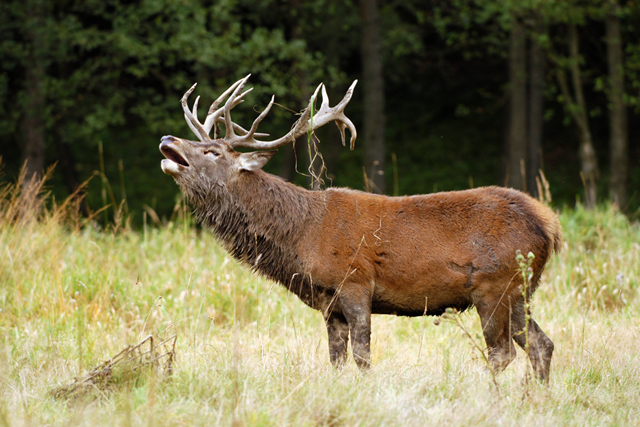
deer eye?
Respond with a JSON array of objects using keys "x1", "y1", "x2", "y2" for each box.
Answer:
[{"x1": 205, "y1": 150, "x2": 220, "y2": 157}]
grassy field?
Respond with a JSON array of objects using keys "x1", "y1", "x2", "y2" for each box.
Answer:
[{"x1": 1, "y1": 170, "x2": 639, "y2": 426}]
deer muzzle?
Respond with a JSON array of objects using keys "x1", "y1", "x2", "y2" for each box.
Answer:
[{"x1": 160, "y1": 136, "x2": 190, "y2": 175}]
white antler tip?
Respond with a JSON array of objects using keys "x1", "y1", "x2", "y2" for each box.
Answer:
[
  {"x1": 241, "y1": 74, "x2": 251, "y2": 85},
  {"x1": 181, "y1": 82, "x2": 199, "y2": 105},
  {"x1": 193, "y1": 96, "x2": 200, "y2": 115}
]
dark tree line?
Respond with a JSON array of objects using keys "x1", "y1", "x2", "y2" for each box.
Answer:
[{"x1": 1, "y1": 0, "x2": 640, "y2": 222}]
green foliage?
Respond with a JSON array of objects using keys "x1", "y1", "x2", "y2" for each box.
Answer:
[{"x1": 548, "y1": 202, "x2": 640, "y2": 310}]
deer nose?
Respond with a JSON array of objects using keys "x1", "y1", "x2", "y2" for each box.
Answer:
[
  {"x1": 161, "y1": 135, "x2": 178, "y2": 144},
  {"x1": 160, "y1": 135, "x2": 180, "y2": 151}
]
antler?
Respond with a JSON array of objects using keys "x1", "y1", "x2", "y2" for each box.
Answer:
[
  {"x1": 181, "y1": 76, "x2": 268, "y2": 141},
  {"x1": 181, "y1": 75, "x2": 358, "y2": 150}
]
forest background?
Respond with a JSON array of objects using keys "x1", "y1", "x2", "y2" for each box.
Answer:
[{"x1": 1, "y1": 0, "x2": 640, "y2": 221}]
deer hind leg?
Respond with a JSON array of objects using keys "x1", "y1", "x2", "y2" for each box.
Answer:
[
  {"x1": 475, "y1": 295, "x2": 517, "y2": 374},
  {"x1": 510, "y1": 296, "x2": 554, "y2": 384},
  {"x1": 324, "y1": 310, "x2": 350, "y2": 367},
  {"x1": 338, "y1": 285, "x2": 372, "y2": 370}
]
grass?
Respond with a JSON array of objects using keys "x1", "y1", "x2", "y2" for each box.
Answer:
[{"x1": 1, "y1": 169, "x2": 640, "y2": 426}]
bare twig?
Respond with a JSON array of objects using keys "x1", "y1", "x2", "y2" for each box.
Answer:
[{"x1": 50, "y1": 334, "x2": 177, "y2": 401}]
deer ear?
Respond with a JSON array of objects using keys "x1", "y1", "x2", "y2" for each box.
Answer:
[{"x1": 238, "y1": 150, "x2": 277, "y2": 171}]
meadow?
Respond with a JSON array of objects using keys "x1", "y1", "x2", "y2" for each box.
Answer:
[{"x1": 1, "y1": 169, "x2": 639, "y2": 426}]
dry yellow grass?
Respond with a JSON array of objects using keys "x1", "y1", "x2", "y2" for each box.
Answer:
[{"x1": 1, "y1": 169, "x2": 639, "y2": 426}]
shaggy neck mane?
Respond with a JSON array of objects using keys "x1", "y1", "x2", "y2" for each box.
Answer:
[{"x1": 187, "y1": 169, "x2": 323, "y2": 287}]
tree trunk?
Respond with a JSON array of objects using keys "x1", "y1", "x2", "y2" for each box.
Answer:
[
  {"x1": 22, "y1": 0, "x2": 47, "y2": 183},
  {"x1": 360, "y1": 0, "x2": 385, "y2": 194},
  {"x1": 527, "y1": 19, "x2": 546, "y2": 198},
  {"x1": 508, "y1": 17, "x2": 527, "y2": 191},
  {"x1": 22, "y1": 62, "x2": 46, "y2": 183},
  {"x1": 569, "y1": 24, "x2": 598, "y2": 209},
  {"x1": 53, "y1": 123, "x2": 91, "y2": 216},
  {"x1": 556, "y1": 24, "x2": 598, "y2": 209},
  {"x1": 606, "y1": 10, "x2": 628, "y2": 209}
]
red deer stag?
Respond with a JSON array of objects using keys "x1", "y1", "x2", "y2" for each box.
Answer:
[{"x1": 160, "y1": 75, "x2": 561, "y2": 383}]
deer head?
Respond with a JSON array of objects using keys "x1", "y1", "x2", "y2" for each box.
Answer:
[{"x1": 160, "y1": 75, "x2": 357, "y2": 200}]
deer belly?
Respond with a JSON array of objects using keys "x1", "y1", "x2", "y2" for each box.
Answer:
[{"x1": 371, "y1": 273, "x2": 472, "y2": 317}]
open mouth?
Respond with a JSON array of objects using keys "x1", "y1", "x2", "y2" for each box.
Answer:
[{"x1": 161, "y1": 145, "x2": 190, "y2": 167}]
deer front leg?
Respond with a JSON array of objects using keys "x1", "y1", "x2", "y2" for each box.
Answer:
[
  {"x1": 324, "y1": 311, "x2": 350, "y2": 367},
  {"x1": 338, "y1": 285, "x2": 372, "y2": 369}
]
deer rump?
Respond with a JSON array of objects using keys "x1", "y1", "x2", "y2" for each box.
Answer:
[{"x1": 160, "y1": 76, "x2": 560, "y2": 384}]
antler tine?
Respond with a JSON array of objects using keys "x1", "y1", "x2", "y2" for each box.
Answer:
[
  {"x1": 320, "y1": 84, "x2": 330, "y2": 111},
  {"x1": 246, "y1": 95, "x2": 276, "y2": 138},
  {"x1": 181, "y1": 83, "x2": 210, "y2": 142},
  {"x1": 223, "y1": 75, "x2": 252, "y2": 141},
  {"x1": 337, "y1": 79, "x2": 358, "y2": 111},
  {"x1": 203, "y1": 89, "x2": 270, "y2": 138},
  {"x1": 191, "y1": 95, "x2": 201, "y2": 124},
  {"x1": 208, "y1": 78, "x2": 248, "y2": 115},
  {"x1": 287, "y1": 82, "x2": 324, "y2": 138},
  {"x1": 202, "y1": 80, "x2": 252, "y2": 134},
  {"x1": 337, "y1": 117, "x2": 357, "y2": 150}
]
